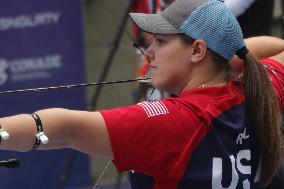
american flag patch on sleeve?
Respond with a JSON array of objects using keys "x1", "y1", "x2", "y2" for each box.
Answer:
[{"x1": 138, "y1": 101, "x2": 169, "y2": 117}]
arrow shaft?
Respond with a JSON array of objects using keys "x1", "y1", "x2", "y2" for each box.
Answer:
[{"x1": 0, "y1": 78, "x2": 151, "y2": 95}]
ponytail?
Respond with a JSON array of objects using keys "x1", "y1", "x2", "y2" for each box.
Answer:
[{"x1": 242, "y1": 52, "x2": 284, "y2": 186}]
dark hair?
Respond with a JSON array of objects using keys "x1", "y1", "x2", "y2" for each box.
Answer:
[
  {"x1": 242, "y1": 53, "x2": 284, "y2": 186},
  {"x1": 180, "y1": 34, "x2": 284, "y2": 186}
]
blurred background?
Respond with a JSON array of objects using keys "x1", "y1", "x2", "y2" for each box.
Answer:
[{"x1": 0, "y1": 0, "x2": 283, "y2": 188}]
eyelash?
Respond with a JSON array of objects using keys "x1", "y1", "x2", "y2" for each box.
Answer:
[{"x1": 155, "y1": 38, "x2": 164, "y2": 45}]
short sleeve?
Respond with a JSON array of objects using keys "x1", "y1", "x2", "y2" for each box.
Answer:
[
  {"x1": 99, "y1": 99, "x2": 200, "y2": 178},
  {"x1": 261, "y1": 58, "x2": 284, "y2": 108}
]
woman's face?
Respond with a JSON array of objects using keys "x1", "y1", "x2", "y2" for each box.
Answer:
[{"x1": 145, "y1": 34, "x2": 193, "y2": 94}]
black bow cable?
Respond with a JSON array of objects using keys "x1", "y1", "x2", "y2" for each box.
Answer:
[
  {"x1": 0, "y1": 77, "x2": 151, "y2": 95},
  {"x1": 121, "y1": 24, "x2": 145, "y2": 55}
]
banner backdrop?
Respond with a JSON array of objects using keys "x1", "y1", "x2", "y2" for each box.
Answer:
[
  {"x1": 0, "y1": 0, "x2": 86, "y2": 114},
  {"x1": 0, "y1": 0, "x2": 91, "y2": 188}
]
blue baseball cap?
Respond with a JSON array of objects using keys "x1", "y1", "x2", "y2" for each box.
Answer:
[{"x1": 130, "y1": 0, "x2": 246, "y2": 61}]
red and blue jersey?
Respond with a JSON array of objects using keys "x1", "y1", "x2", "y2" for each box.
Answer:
[{"x1": 100, "y1": 58, "x2": 284, "y2": 189}]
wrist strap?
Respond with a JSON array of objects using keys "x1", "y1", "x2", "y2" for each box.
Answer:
[{"x1": 31, "y1": 113, "x2": 49, "y2": 149}]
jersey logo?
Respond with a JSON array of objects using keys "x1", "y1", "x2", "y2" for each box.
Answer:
[
  {"x1": 212, "y1": 129, "x2": 259, "y2": 188},
  {"x1": 236, "y1": 128, "x2": 249, "y2": 144},
  {"x1": 138, "y1": 101, "x2": 169, "y2": 117}
]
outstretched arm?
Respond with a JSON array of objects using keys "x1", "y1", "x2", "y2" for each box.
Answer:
[{"x1": 0, "y1": 108, "x2": 113, "y2": 159}]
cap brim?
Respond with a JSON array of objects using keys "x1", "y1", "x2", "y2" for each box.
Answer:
[{"x1": 130, "y1": 13, "x2": 182, "y2": 34}]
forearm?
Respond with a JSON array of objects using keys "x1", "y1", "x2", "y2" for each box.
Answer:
[
  {"x1": 0, "y1": 108, "x2": 76, "y2": 152},
  {"x1": 0, "y1": 108, "x2": 113, "y2": 158},
  {"x1": 245, "y1": 36, "x2": 284, "y2": 59},
  {"x1": 231, "y1": 36, "x2": 284, "y2": 70}
]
